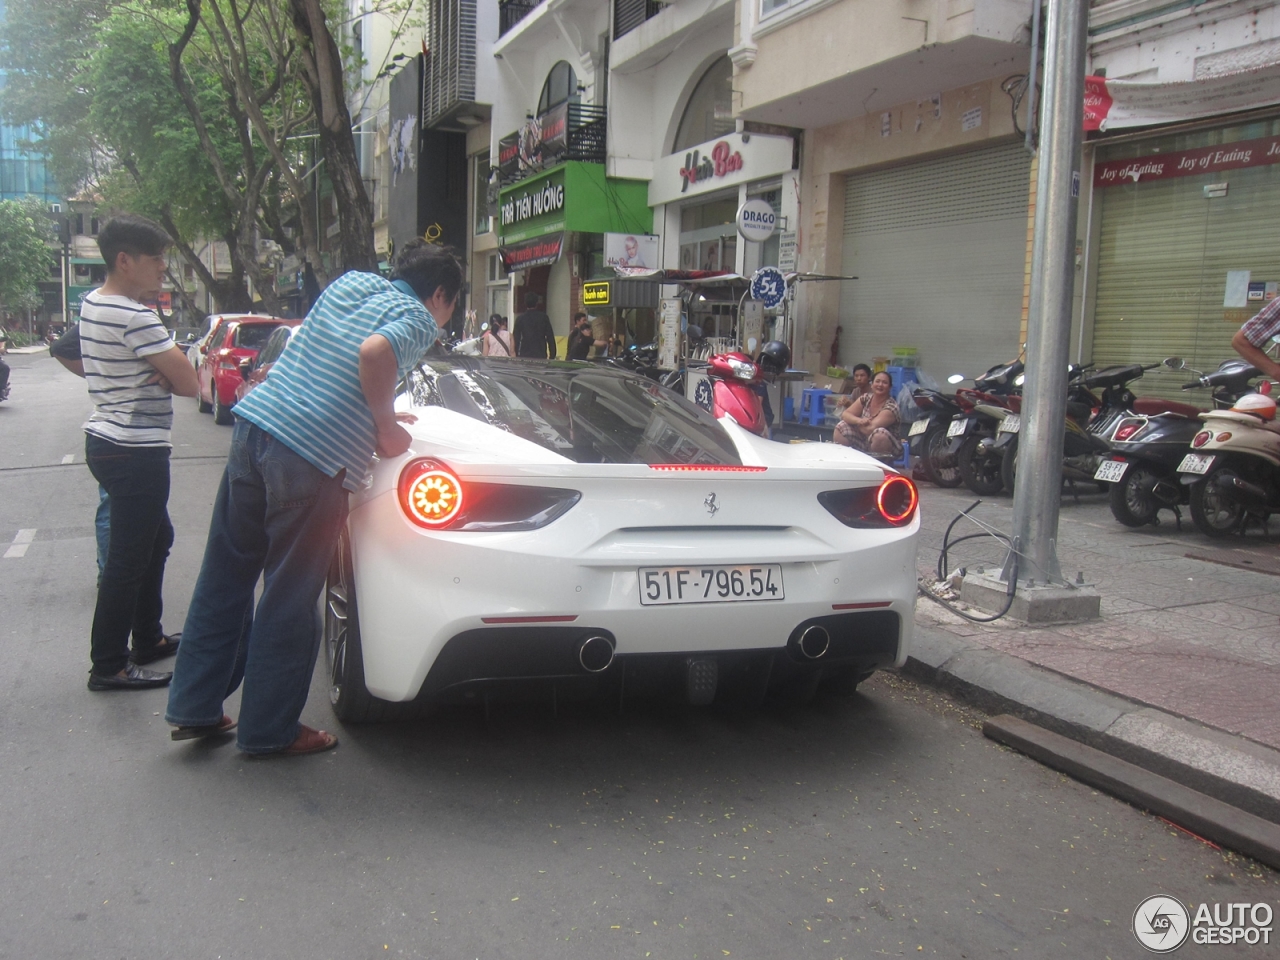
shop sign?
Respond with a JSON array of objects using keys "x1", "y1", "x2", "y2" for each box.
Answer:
[
  {"x1": 736, "y1": 198, "x2": 777, "y2": 242},
  {"x1": 497, "y1": 103, "x2": 570, "y2": 182},
  {"x1": 1094, "y1": 133, "x2": 1280, "y2": 188},
  {"x1": 499, "y1": 232, "x2": 564, "y2": 272},
  {"x1": 583, "y1": 280, "x2": 611, "y2": 306},
  {"x1": 649, "y1": 132, "x2": 794, "y2": 207},
  {"x1": 750, "y1": 267, "x2": 787, "y2": 309},
  {"x1": 501, "y1": 170, "x2": 566, "y2": 228},
  {"x1": 1085, "y1": 64, "x2": 1280, "y2": 132},
  {"x1": 778, "y1": 232, "x2": 797, "y2": 272},
  {"x1": 605, "y1": 232, "x2": 659, "y2": 270}
]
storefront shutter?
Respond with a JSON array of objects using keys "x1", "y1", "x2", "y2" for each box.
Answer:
[
  {"x1": 1092, "y1": 159, "x2": 1280, "y2": 400},
  {"x1": 838, "y1": 140, "x2": 1031, "y2": 382}
]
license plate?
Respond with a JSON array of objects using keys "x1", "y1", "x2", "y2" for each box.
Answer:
[
  {"x1": 1177, "y1": 453, "x2": 1216, "y2": 475},
  {"x1": 1094, "y1": 459, "x2": 1129, "y2": 482},
  {"x1": 998, "y1": 414, "x2": 1021, "y2": 434},
  {"x1": 639, "y1": 564, "x2": 785, "y2": 605},
  {"x1": 908, "y1": 418, "x2": 929, "y2": 437},
  {"x1": 947, "y1": 418, "x2": 968, "y2": 438}
]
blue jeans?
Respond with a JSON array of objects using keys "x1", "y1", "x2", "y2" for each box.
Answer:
[
  {"x1": 84, "y1": 436, "x2": 174, "y2": 676},
  {"x1": 166, "y1": 420, "x2": 349, "y2": 753},
  {"x1": 95, "y1": 486, "x2": 110, "y2": 575}
]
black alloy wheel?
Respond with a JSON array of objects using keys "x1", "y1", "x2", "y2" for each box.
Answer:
[
  {"x1": 999, "y1": 438, "x2": 1018, "y2": 495},
  {"x1": 1189, "y1": 466, "x2": 1247, "y2": 538},
  {"x1": 212, "y1": 383, "x2": 234, "y2": 425},
  {"x1": 920, "y1": 424, "x2": 963, "y2": 488},
  {"x1": 957, "y1": 435, "x2": 1006, "y2": 496},
  {"x1": 324, "y1": 530, "x2": 424, "y2": 722},
  {"x1": 1109, "y1": 465, "x2": 1161, "y2": 527}
]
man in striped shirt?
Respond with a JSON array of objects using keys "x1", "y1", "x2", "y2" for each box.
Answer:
[
  {"x1": 81, "y1": 215, "x2": 200, "y2": 691},
  {"x1": 166, "y1": 241, "x2": 458, "y2": 755}
]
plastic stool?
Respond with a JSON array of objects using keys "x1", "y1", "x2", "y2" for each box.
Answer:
[{"x1": 800, "y1": 387, "x2": 832, "y2": 426}]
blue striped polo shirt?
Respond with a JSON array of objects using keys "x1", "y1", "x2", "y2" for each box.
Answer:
[{"x1": 232, "y1": 272, "x2": 438, "y2": 491}]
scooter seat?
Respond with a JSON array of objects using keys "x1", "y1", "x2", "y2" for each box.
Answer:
[{"x1": 1132, "y1": 397, "x2": 1203, "y2": 419}]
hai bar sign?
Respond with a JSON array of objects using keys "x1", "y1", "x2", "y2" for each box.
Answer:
[
  {"x1": 649, "y1": 132, "x2": 794, "y2": 207},
  {"x1": 679, "y1": 141, "x2": 743, "y2": 193},
  {"x1": 1094, "y1": 133, "x2": 1280, "y2": 188}
]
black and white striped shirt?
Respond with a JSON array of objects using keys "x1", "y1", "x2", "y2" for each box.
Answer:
[{"x1": 80, "y1": 291, "x2": 175, "y2": 446}]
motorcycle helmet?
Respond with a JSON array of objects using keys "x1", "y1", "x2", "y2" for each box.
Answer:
[
  {"x1": 1232, "y1": 393, "x2": 1277, "y2": 421},
  {"x1": 758, "y1": 340, "x2": 791, "y2": 376}
]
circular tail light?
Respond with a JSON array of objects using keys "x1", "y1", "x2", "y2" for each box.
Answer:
[
  {"x1": 876, "y1": 474, "x2": 918, "y2": 526},
  {"x1": 1191, "y1": 430, "x2": 1212, "y2": 448},
  {"x1": 398, "y1": 458, "x2": 464, "y2": 528}
]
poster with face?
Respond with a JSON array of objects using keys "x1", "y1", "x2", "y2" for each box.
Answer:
[{"x1": 605, "y1": 233, "x2": 659, "y2": 269}]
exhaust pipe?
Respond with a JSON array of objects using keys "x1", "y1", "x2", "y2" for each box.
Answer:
[
  {"x1": 792, "y1": 625, "x2": 831, "y2": 661},
  {"x1": 1224, "y1": 473, "x2": 1272, "y2": 509},
  {"x1": 578, "y1": 635, "x2": 615, "y2": 673}
]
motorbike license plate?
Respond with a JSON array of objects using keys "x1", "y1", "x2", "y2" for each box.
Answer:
[
  {"x1": 947, "y1": 418, "x2": 968, "y2": 438},
  {"x1": 1177, "y1": 453, "x2": 1216, "y2": 475},
  {"x1": 1094, "y1": 459, "x2": 1129, "y2": 483},
  {"x1": 908, "y1": 418, "x2": 929, "y2": 437},
  {"x1": 638, "y1": 565, "x2": 784, "y2": 605},
  {"x1": 998, "y1": 414, "x2": 1021, "y2": 434}
]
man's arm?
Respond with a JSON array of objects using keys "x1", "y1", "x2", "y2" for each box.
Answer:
[
  {"x1": 145, "y1": 346, "x2": 201, "y2": 397},
  {"x1": 543, "y1": 315, "x2": 557, "y2": 360},
  {"x1": 1232, "y1": 329, "x2": 1280, "y2": 381},
  {"x1": 359, "y1": 333, "x2": 412, "y2": 458},
  {"x1": 49, "y1": 325, "x2": 84, "y2": 375}
]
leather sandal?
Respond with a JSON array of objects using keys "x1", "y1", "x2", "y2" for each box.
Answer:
[
  {"x1": 273, "y1": 725, "x2": 338, "y2": 757},
  {"x1": 171, "y1": 714, "x2": 237, "y2": 741}
]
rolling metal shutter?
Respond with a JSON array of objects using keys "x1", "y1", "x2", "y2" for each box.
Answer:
[
  {"x1": 1092, "y1": 159, "x2": 1280, "y2": 400},
  {"x1": 838, "y1": 141, "x2": 1031, "y2": 381}
]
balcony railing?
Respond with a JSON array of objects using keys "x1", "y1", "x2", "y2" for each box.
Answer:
[
  {"x1": 566, "y1": 102, "x2": 607, "y2": 164},
  {"x1": 613, "y1": 0, "x2": 663, "y2": 40},
  {"x1": 499, "y1": 102, "x2": 609, "y2": 186},
  {"x1": 499, "y1": 0, "x2": 540, "y2": 36}
]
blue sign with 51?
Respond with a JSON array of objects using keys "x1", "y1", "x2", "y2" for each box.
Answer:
[{"x1": 750, "y1": 267, "x2": 787, "y2": 308}]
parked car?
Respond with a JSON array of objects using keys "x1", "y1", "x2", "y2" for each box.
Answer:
[
  {"x1": 234, "y1": 323, "x2": 296, "y2": 404},
  {"x1": 324, "y1": 356, "x2": 920, "y2": 722},
  {"x1": 197, "y1": 315, "x2": 299, "y2": 424}
]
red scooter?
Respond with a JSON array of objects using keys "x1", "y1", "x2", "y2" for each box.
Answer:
[{"x1": 662, "y1": 328, "x2": 790, "y2": 437}]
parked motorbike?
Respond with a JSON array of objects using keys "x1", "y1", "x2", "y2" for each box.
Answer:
[
  {"x1": 1178, "y1": 382, "x2": 1280, "y2": 537},
  {"x1": 943, "y1": 359, "x2": 1024, "y2": 496},
  {"x1": 907, "y1": 386, "x2": 965, "y2": 487},
  {"x1": 1097, "y1": 358, "x2": 1259, "y2": 527},
  {"x1": 661, "y1": 328, "x2": 790, "y2": 438},
  {"x1": 605, "y1": 342, "x2": 664, "y2": 381}
]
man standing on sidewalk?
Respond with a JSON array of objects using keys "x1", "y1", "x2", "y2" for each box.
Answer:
[
  {"x1": 1232, "y1": 298, "x2": 1280, "y2": 380},
  {"x1": 165, "y1": 241, "x2": 459, "y2": 757},
  {"x1": 81, "y1": 215, "x2": 200, "y2": 691},
  {"x1": 512, "y1": 292, "x2": 556, "y2": 359}
]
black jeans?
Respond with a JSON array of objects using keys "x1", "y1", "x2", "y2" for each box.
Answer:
[{"x1": 85, "y1": 435, "x2": 174, "y2": 676}]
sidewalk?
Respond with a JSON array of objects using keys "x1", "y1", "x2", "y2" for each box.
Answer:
[{"x1": 907, "y1": 484, "x2": 1280, "y2": 824}]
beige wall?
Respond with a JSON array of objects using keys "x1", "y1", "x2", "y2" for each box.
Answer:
[{"x1": 794, "y1": 76, "x2": 1025, "y2": 374}]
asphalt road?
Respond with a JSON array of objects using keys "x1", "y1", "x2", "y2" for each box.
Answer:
[{"x1": 0, "y1": 350, "x2": 1273, "y2": 959}]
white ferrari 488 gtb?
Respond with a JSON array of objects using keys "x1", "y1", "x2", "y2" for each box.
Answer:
[{"x1": 323, "y1": 356, "x2": 919, "y2": 721}]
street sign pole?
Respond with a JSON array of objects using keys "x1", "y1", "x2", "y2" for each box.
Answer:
[{"x1": 1006, "y1": 0, "x2": 1089, "y2": 586}]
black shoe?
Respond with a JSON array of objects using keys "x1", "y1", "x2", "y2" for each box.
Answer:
[
  {"x1": 130, "y1": 632, "x2": 181, "y2": 666},
  {"x1": 87, "y1": 663, "x2": 173, "y2": 691}
]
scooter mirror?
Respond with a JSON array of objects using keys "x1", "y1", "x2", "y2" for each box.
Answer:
[
  {"x1": 1162, "y1": 356, "x2": 1184, "y2": 370},
  {"x1": 1014, "y1": 373, "x2": 1026, "y2": 387},
  {"x1": 481, "y1": 322, "x2": 489, "y2": 332},
  {"x1": 947, "y1": 374, "x2": 965, "y2": 385}
]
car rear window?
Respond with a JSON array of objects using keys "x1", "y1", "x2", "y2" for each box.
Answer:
[
  {"x1": 235, "y1": 323, "x2": 283, "y2": 350},
  {"x1": 403, "y1": 359, "x2": 743, "y2": 465},
  {"x1": 256, "y1": 326, "x2": 293, "y2": 365}
]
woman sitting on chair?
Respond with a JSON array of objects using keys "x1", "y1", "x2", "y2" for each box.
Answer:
[{"x1": 833, "y1": 370, "x2": 899, "y2": 455}]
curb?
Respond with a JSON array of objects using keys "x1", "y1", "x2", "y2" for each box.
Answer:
[
  {"x1": 983, "y1": 715, "x2": 1280, "y2": 872},
  {"x1": 902, "y1": 624, "x2": 1280, "y2": 826}
]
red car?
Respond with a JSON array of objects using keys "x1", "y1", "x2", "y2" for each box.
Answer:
[
  {"x1": 234, "y1": 323, "x2": 296, "y2": 404},
  {"x1": 197, "y1": 315, "x2": 299, "y2": 424}
]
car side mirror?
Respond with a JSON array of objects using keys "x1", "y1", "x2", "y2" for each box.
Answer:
[{"x1": 238, "y1": 357, "x2": 252, "y2": 381}]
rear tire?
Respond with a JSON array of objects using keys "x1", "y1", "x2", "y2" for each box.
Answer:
[
  {"x1": 212, "y1": 385, "x2": 234, "y2": 425},
  {"x1": 1109, "y1": 465, "x2": 1161, "y2": 527},
  {"x1": 920, "y1": 425, "x2": 962, "y2": 488},
  {"x1": 957, "y1": 435, "x2": 1005, "y2": 496},
  {"x1": 1189, "y1": 467, "x2": 1246, "y2": 538},
  {"x1": 325, "y1": 530, "x2": 427, "y2": 722},
  {"x1": 197, "y1": 381, "x2": 212, "y2": 414},
  {"x1": 999, "y1": 439, "x2": 1017, "y2": 494}
]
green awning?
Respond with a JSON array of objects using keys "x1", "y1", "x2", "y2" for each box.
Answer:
[{"x1": 70, "y1": 256, "x2": 105, "y2": 265}]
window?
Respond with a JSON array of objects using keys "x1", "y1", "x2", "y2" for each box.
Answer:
[
  {"x1": 486, "y1": 253, "x2": 509, "y2": 321},
  {"x1": 537, "y1": 61, "x2": 579, "y2": 116},
  {"x1": 760, "y1": 0, "x2": 790, "y2": 16},
  {"x1": 672, "y1": 56, "x2": 734, "y2": 153},
  {"x1": 474, "y1": 152, "x2": 492, "y2": 235}
]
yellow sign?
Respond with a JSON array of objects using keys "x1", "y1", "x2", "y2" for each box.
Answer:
[{"x1": 583, "y1": 281, "x2": 610, "y2": 306}]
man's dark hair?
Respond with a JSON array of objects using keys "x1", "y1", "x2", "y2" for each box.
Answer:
[
  {"x1": 97, "y1": 214, "x2": 170, "y2": 273},
  {"x1": 852, "y1": 363, "x2": 873, "y2": 377},
  {"x1": 573, "y1": 312, "x2": 587, "y2": 323},
  {"x1": 392, "y1": 241, "x2": 464, "y2": 304},
  {"x1": 525, "y1": 292, "x2": 541, "y2": 309}
]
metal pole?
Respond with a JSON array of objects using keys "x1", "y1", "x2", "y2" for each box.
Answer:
[{"x1": 1006, "y1": 0, "x2": 1089, "y2": 585}]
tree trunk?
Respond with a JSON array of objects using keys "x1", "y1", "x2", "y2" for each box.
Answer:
[{"x1": 287, "y1": 0, "x2": 377, "y2": 276}]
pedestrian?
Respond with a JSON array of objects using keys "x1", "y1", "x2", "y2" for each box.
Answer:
[
  {"x1": 567, "y1": 312, "x2": 593, "y2": 361},
  {"x1": 833, "y1": 370, "x2": 900, "y2": 455},
  {"x1": 49, "y1": 323, "x2": 112, "y2": 580},
  {"x1": 0, "y1": 332, "x2": 10, "y2": 399},
  {"x1": 80, "y1": 214, "x2": 201, "y2": 691},
  {"x1": 1231, "y1": 298, "x2": 1280, "y2": 381},
  {"x1": 588, "y1": 312, "x2": 616, "y2": 358},
  {"x1": 165, "y1": 241, "x2": 459, "y2": 756},
  {"x1": 512, "y1": 292, "x2": 556, "y2": 359},
  {"x1": 849, "y1": 363, "x2": 873, "y2": 401},
  {"x1": 482, "y1": 313, "x2": 512, "y2": 356}
]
